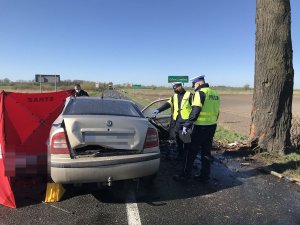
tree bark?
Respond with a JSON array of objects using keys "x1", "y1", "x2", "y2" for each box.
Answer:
[{"x1": 249, "y1": 0, "x2": 294, "y2": 154}]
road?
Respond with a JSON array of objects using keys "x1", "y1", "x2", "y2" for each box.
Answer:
[
  {"x1": 218, "y1": 94, "x2": 300, "y2": 135},
  {"x1": 1, "y1": 158, "x2": 299, "y2": 225},
  {"x1": 0, "y1": 90, "x2": 299, "y2": 225}
]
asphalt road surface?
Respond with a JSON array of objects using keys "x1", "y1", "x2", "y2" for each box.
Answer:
[
  {"x1": 1, "y1": 157, "x2": 299, "y2": 225},
  {"x1": 0, "y1": 90, "x2": 299, "y2": 225}
]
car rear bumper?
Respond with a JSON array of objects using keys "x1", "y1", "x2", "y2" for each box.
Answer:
[{"x1": 50, "y1": 153, "x2": 160, "y2": 184}]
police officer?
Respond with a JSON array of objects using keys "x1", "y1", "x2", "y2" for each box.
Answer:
[
  {"x1": 173, "y1": 75, "x2": 220, "y2": 183},
  {"x1": 74, "y1": 84, "x2": 89, "y2": 97},
  {"x1": 152, "y1": 82, "x2": 193, "y2": 160}
]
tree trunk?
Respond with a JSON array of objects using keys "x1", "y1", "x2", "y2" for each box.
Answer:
[{"x1": 249, "y1": 0, "x2": 294, "y2": 154}]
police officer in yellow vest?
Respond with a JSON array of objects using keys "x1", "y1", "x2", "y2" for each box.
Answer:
[
  {"x1": 173, "y1": 75, "x2": 220, "y2": 183},
  {"x1": 152, "y1": 82, "x2": 193, "y2": 160}
]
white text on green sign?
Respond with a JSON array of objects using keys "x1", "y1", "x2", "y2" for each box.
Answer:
[{"x1": 168, "y1": 76, "x2": 189, "y2": 83}]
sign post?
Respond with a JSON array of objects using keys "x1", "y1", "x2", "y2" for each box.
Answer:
[
  {"x1": 132, "y1": 84, "x2": 141, "y2": 95},
  {"x1": 55, "y1": 75, "x2": 57, "y2": 92},
  {"x1": 39, "y1": 74, "x2": 42, "y2": 93}
]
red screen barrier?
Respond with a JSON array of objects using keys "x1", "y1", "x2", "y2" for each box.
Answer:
[{"x1": 0, "y1": 90, "x2": 73, "y2": 208}]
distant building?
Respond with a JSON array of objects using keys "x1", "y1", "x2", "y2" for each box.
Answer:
[{"x1": 35, "y1": 74, "x2": 60, "y2": 83}]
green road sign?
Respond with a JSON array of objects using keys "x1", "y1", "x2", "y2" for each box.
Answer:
[
  {"x1": 168, "y1": 76, "x2": 189, "y2": 83},
  {"x1": 132, "y1": 84, "x2": 141, "y2": 89}
]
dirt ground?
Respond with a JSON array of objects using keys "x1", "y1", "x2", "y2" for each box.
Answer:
[{"x1": 219, "y1": 94, "x2": 300, "y2": 136}]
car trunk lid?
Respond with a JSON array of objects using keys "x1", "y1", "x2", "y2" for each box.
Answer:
[{"x1": 63, "y1": 115, "x2": 148, "y2": 153}]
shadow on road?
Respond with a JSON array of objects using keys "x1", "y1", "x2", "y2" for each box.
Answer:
[
  {"x1": 263, "y1": 160, "x2": 300, "y2": 174},
  {"x1": 35, "y1": 154, "x2": 250, "y2": 207},
  {"x1": 56, "y1": 158, "x2": 247, "y2": 206},
  {"x1": 132, "y1": 159, "x2": 245, "y2": 205},
  {"x1": 9, "y1": 147, "x2": 270, "y2": 209},
  {"x1": 10, "y1": 177, "x2": 47, "y2": 208}
]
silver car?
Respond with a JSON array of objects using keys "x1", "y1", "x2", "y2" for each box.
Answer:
[{"x1": 48, "y1": 96, "x2": 160, "y2": 184}]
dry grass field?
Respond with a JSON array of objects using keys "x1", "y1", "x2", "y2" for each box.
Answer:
[{"x1": 123, "y1": 88, "x2": 300, "y2": 136}]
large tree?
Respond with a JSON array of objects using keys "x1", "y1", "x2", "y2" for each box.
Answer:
[{"x1": 249, "y1": 0, "x2": 294, "y2": 154}]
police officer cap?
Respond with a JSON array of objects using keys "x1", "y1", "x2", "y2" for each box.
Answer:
[
  {"x1": 190, "y1": 75, "x2": 205, "y2": 85},
  {"x1": 172, "y1": 82, "x2": 183, "y2": 89}
]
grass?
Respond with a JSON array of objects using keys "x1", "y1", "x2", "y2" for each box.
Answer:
[
  {"x1": 125, "y1": 91, "x2": 154, "y2": 107},
  {"x1": 254, "y1": 152, "x2": 300, "y2": 180},
  {"x1": 214, "y1": 126, "x2": 247, "y2": 144}
]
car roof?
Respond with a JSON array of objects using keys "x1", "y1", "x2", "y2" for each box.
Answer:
[{"x1": 70, "y1": 96, "x2": 134, "y2": 104}]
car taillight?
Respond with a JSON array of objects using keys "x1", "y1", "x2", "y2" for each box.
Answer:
[
  {"x1": 51, "y1": 131, "x2": 70, "y2": 154},
  {"x1": 143, "y1": 128, "x2": 159, "y2": 149}
]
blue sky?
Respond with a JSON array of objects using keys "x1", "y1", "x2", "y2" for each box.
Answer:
[{"x1": 0, "y1": 0, "x2": 299, "y2": 88}]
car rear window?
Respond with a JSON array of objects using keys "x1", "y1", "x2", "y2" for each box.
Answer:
[{"x1": 63, "y1": 99, "x2": 143, "y2": 117}]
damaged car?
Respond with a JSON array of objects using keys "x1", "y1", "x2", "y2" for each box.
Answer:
[{"x1": 48, "y1": 96, "x2": 160, "y2": 185}]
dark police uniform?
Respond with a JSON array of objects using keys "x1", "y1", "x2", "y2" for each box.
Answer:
[{"x1": 75, "y1": 89, "x2": 89, "y2": 97}]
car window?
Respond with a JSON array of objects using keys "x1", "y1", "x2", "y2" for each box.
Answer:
[
  {"x1": 63, "y1": 99, "x2": 143, "y2": 117},
  {"x1": 142, "y1": 99, "x2": 171, "y2": 118}
]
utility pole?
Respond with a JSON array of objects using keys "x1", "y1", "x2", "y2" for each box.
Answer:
[
  {"x1": 55, "y1": 75, "x2": 57, "y2": 92},
  {"x1": 40, "y1": 74, "x2": 42, "y2": 93}
]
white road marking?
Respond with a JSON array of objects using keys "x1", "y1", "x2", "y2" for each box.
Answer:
[
  {"x1": 126, "y1": 189, "x2": 141, "y2": 225},
  {"x1": 42, "y1": 201, "x2": 72, "y2": 214},
  {"x1": 49, "y1": 204, "x2": 72, "y2": 214}
]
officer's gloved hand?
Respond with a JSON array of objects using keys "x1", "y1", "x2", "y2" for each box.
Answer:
[
  {"x1": 151, "y1": 109, "x2": 159, "y2": 118},
  {"x1": 182, "y1": 126, "x2": 187, "y2": 135}
]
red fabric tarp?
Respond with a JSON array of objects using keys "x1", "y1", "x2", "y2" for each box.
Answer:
[{"x1": 0, "y1": 90, "x2": 73, "y2": 208}]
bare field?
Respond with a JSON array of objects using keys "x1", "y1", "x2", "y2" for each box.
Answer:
[
  {"x1": 124, "y1": 89, "x2": 300, "y2": 136},
  {"x1": 220, "y1": 94, "x2": 300, "y2": 136},
  {"x1": 218, "y1": 94, "x2": 252, "y2": 135}
]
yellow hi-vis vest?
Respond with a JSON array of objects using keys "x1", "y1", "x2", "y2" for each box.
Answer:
[
  {"x1": 168, "y1": 91, "x2": 192, "y2": 120},
  {"x1": 192, "y1": 87, "x2": 220, "y2": 125}
]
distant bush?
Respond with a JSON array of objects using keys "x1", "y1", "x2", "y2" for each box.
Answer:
[{"x1": 243, "y1": 84, "x2": 251, "y2": 90}]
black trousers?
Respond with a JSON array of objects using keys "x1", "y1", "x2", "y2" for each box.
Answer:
[
  {"x1": 174, "y1": 122, "x2": 185, "y2": 158},
  {"x1": 183, "y1": 124, "x2": 217, "y2": 178}
]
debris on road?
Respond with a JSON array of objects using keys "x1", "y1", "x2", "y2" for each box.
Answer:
[
  {"x1": 270, "y1": 171, "x2": 284, "y2": 179},
  {"x1": 240, "y1": 162, "x2": 251, "y2": 167}
]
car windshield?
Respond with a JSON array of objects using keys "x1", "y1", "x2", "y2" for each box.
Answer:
[{"x1": 63, "y1": 98, "x2": 143, "y2": 117}]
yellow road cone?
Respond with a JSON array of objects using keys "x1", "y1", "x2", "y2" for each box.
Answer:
[{"x1": 44, "y1": 182, "x2": 66, "y2": 203}]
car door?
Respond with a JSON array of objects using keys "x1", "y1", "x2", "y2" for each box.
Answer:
[{"x1": 141, "y1": 98, "x2": 174, "y2": 140}]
